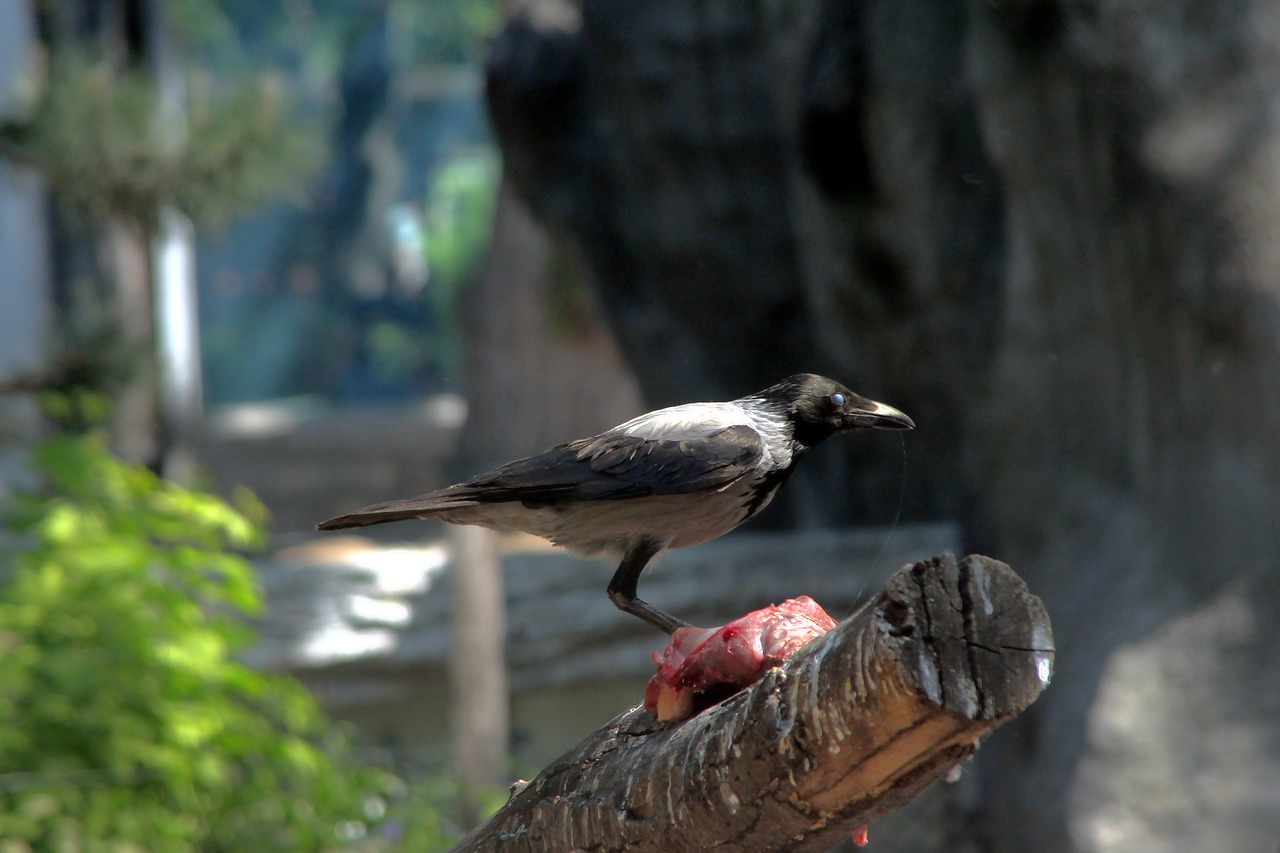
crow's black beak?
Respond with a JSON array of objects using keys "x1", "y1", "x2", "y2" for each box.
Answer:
[{"x1": 843, "y1": 398, "x2": 914, "y2": 430}]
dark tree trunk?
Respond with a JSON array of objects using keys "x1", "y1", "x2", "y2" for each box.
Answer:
[
  {"x1": 966, "y1": 5, "x2": 1280, "y2": 850},
  {"x1": 485, "y1": 1, "x2": 1280, "y2": 850}
]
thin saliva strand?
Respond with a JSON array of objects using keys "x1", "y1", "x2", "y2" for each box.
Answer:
[{"x1": 848, "y1": 432, "x2": 908, "y2": 620}]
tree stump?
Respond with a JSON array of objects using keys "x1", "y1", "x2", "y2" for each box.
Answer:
[{"x1": 454, "y1": 553, "x2": 1053, "y2": 852}]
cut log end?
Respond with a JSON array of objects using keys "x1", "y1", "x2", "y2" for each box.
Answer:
[{"x1": 455, "y1": 553, "x2": 1054, "y2": 853}]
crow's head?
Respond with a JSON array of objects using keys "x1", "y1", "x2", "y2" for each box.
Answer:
[{"x1": 758, "y1": 373, "x2": 914, "y2": 448}]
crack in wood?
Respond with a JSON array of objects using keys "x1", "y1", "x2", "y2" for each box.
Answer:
[
  {"x1": 957, "y1": 556, "x2": 989, "y2": 717},
  {"x1": 908, "y1": 559, "x2": 949, "y2": 709}
]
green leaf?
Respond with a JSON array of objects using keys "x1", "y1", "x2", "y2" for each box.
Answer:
[{"x1": 0, "y1": 435, "x2": 450, "y2": 848}]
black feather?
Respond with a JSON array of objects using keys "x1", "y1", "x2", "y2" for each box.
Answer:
[{"x1": 315, "y1": 425, "x2": 765, "y2": 530}]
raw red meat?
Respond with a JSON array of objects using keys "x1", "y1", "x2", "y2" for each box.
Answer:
[{"x1": 643, "y1": 595, "x2": 838, "y2": 722}]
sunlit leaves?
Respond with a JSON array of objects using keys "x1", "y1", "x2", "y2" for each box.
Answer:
[{"x1": 0, "y1": 435, "x2": 398, "y2": 850}]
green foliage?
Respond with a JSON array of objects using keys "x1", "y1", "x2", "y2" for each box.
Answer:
[
  {"x1": 351, "y1": 149, "x2": 498, "y2": 390},
  {"x1": 156, "y1": 0, "x2": 500, "y2": 82},
  {"x1": 388, "y1": 774, "x2": 508, "y2": 851},
  {"x1": 392, "y1": 0, "x2": 502, "y2": 65},
  {"x1": 380, "y1": 148, "x2": 499, "y2": 383},
  {"x1": 27, "y1": 310, "x2": 143, "y2": 433},
  {"x1": 423, "y1": 149, "x2": 500, "y2": 299},
  {"x1": 0, "y1": 57, "x2": 322, "y2": 231},
  {"x1": 0, "y1": 435, "x2": 402, "y2": 851},
  {"x1": 365, "y1": 320, "x2": 433, "y2": 389}
]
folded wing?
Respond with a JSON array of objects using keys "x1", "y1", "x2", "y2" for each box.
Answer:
[{"x1": 316, "y1": 424, "x2": 765, "y2": 530}]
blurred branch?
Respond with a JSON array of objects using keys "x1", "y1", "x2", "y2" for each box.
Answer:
[
  {"x1": 0, "y1": 56, "x2": 322, "y2": 231},
  {"x1": 455, "y1": 554, "x2": 1054, "y2": 853}
]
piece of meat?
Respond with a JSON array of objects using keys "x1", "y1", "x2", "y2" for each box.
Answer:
[{"x1": 643, "y1": 595, "x2": 838, "y2": 722}]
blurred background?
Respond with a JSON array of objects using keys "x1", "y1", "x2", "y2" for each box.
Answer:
[{"x1": 2, "y1": 0, "x2": 1279, "y2": 851}]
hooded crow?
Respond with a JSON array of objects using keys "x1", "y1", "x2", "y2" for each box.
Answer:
[{"x1": 317, "y1": 373, "x2": 913, "y2": 633}]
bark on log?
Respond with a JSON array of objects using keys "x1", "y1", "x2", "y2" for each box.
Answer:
[{"x1": 453, "y1": 553, "x2": 1053, "y2": 852}]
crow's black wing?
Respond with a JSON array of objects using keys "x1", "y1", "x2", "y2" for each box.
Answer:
[
  {"x1": 472, "y1": 424, "x2": 765, "y2": 502},
  {"x1": 316, "y1": 425, "x2": 764, "y2": 529}
]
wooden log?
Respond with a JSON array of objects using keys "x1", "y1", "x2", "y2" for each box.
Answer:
[{"x1": 453, "y1": 553, "x2": 1054, "y2": 852}]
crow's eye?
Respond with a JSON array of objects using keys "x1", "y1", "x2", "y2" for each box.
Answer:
[{"x1": 830, "y1": 392, "x2": 846, "y2": 407}]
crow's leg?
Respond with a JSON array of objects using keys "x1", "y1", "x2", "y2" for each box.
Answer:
[{"x1": 607, "y1": 540, "x2": 689, "y2": 634}]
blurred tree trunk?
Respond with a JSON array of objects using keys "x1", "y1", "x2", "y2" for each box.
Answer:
[
  {"x1": 485, "y1": 1, "x2": 1280, "y2": 851},
  {"x1": 102, "y1": 218, "x2": 158, "y2": 467},
  {"x1": 448, "y1": 523, "x2": 508, "y2": 827},
  {"x1": 36, "y1": 0, "x2": 194, "y2": 476}
]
